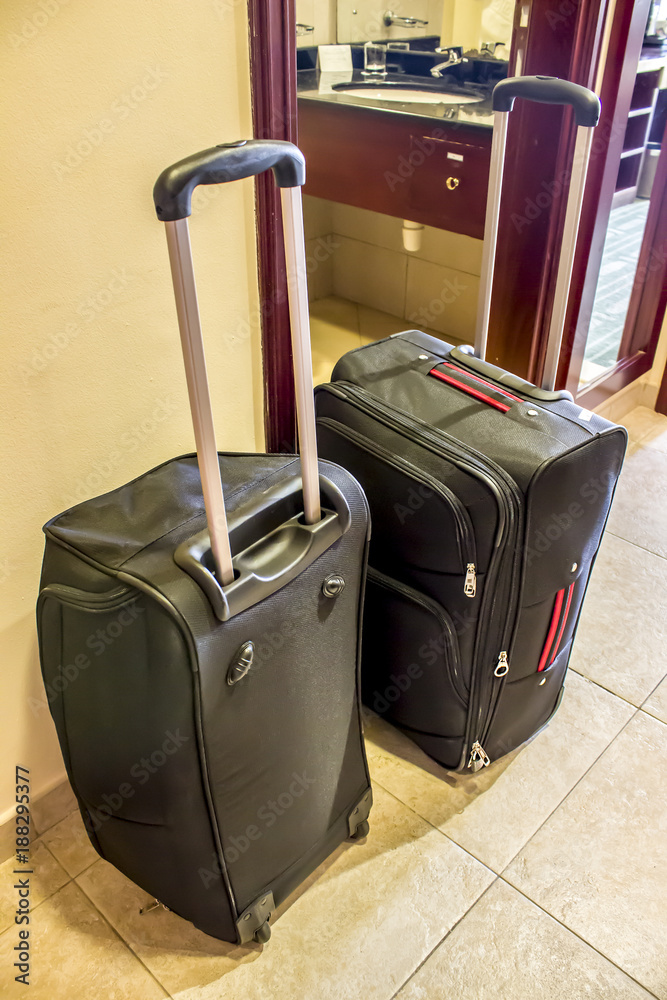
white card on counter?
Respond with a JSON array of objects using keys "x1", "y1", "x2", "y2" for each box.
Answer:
[
  {"x1": 318, "y1": 44, "x2": 353, "y2": 72},
  {"x1": 318, "y1": 70, "x2": 353, "y2": 94}
]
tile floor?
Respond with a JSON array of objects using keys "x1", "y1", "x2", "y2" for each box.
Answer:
[
  {"x1": 309, "y1": 295, "x2": 461, "y2": 385},
  {"x1": 1, "y1": 388, "x2": 666, "y2": 997}
]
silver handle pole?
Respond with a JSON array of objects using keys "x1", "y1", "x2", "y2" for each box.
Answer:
[
  {"x1": 474, "y1": 111, "x2": 509, "y2": 361},
  {"x1": 541, "y1": 125, "x2": 594, "y2": 390},
  {"x1": 280, "y1": 186, "x2": 321, "y2": 525},
  {"x1": 164, "y1": 219, "x2": 235, "y2": 586}
]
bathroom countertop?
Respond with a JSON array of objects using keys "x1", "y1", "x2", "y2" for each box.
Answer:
[{"x1": 297, "y1": 69, "x2": 496, "y2": 130}]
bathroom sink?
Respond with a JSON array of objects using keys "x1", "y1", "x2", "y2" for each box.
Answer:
[{"x1": 332, "y1": 81, "x2": 484, "y2": 105}]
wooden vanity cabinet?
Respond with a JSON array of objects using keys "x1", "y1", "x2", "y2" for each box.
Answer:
[{"x1": 298, "y1": 99, "x2": 491, "y2": 240}]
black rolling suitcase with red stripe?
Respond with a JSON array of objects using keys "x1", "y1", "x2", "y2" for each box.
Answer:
[
  {"x1": 315, "y1": 77, "x2": 627, "y2": 772},
  {"x1": 37, "y1": 141, "x2": 372, "y2": 944}
]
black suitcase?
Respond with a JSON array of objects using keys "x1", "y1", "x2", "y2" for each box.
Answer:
[
  {"x1": 37, "y1": 140, "x2": 372, "y2": 945},
  {"x1": 315, "y1": 77, "x2": 627, "y2": 773}
]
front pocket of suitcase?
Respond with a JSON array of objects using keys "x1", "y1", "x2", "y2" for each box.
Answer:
[
  {"x1": 38, "y1": 578, "x2": 243, "y2": 942},
  {"x1": 317, "y1": 417, "x2": 476, "y2": 582},
  {"x1": 510, "y1": 575, "x2": 583, "y2": 680},
  {"x1": 486, "y1": 647, "x2": 570, "y2": 761},
  {"x1": 362, "y1": 568, "x2": 468, "y2": 738},
  {"x1": 37, "y1": 582, "x2": 188, "y2": 827}
]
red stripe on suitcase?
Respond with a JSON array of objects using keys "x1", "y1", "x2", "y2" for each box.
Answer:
[
  {"x1": 429, "y1": 369, "x2": 511, "y2": 412},
  {"x1": 440, "y1": 362, "x2": 523, "y2": 403},
  {"x1": 549, "y1": 582, "x2": 575, "y2": 666},
  {"x1": 537, "y1": 588, "x2": 565, "y2": 672}
]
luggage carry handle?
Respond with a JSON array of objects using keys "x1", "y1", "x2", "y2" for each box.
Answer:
[
  {"x1": 154, "y1": 140, "x2": 324, "y2": 608},
  {"x1": 474, "y1": 76, "x2": 601, "y2": 390}
]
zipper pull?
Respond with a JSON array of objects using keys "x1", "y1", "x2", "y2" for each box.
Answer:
[
  {"x1": 464, "y1": 563, "x2": 477, "y2": 598},
  {"x1": 494, "y1": 651, "x2": 509, "y2": 677},
  {"x1": 468, "y1": 741, "x2": 491, "y2": 771}
]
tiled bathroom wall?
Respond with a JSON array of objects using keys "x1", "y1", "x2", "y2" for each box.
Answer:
[
  {"x1": 304, "y1": 195, "x2": 483, "y2": 343},
  {"x1": 296, "y1": 0, "x2": 337, "y2": 47},
  {"x1": 336, "y1": 0, "x2": 443, "y2": 44}
]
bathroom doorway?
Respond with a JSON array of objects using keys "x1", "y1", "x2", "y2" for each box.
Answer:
[{"x1": 249, "y1": 0, "x2": 667, "y2": 451}]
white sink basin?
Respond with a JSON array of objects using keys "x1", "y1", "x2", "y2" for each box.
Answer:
[{"x1": 336, "y1": 86, "x2": 482, "y2": 104}]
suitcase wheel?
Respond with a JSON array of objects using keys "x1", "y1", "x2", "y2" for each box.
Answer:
[
  {"x1": 253, "y1": 921, "x2": 271, "y2": 945},
  {"x1": 350, "y1": 819, "x2": 370, "y2": 841}
]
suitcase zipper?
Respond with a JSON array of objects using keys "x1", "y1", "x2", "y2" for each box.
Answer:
[
  {"x1": 317, "y1": 416, "x2": 477, "y2": 591},
  {"x1": 468, "y1": 740, "x2": 491, "y2": 769},
  {"x1": 321, "y1": 382, "x2": 523, "y2": 768},
  {"x1": 367, "y1": 567, "x2": 467, "y2": 705}
]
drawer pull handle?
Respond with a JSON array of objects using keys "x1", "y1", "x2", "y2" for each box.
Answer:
[{"x1": 446, "y1": 176, "x2": 460, "y2": 190}]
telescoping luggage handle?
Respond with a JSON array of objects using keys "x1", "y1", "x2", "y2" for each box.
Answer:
[
  {"x1": 474, "y1": 76, "x2": 601, "y2": 390},
  {"x1": 154, "y1": 140, "x2": 328, "y2": 613}
]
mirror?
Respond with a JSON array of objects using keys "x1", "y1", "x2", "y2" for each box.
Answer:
[
  {"x1": 578, "y1": 45, "x2": 667, "y2": 388},
  {"x1": 296, "y1": 0, "x2": 514, "y2": 52},
  {"x1": 295, "y1": 1, "x2": 513, "y2": 386}
]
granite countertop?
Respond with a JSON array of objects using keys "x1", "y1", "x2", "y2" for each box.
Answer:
[{"x1": 297, "y1": 68, "x2": 496, "y2": 129}]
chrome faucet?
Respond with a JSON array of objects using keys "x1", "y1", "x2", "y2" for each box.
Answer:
[
  {"x1": 383, "y1": 10, "x2": 428, "y2": 28},
  {"x1": 430, "y1": 49, "x2": 467, "y2": 77}
]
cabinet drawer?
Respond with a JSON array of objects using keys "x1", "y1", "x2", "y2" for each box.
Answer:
[
  {"x1": 407, "y1": 134, "x2": 489, "y2": 239},
  {"x1": 298, "y1": 99, "x2": 491, "y2": 239}
]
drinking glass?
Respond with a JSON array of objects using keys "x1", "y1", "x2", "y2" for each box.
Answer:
[{"x1": 362, "y1": 41, "x2": 387, "y2": 76}]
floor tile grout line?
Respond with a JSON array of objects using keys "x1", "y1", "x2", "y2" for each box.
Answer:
[
  {"x1": 32, "y1": 809, "x2": 75, "y2": 841},
  {"x1": 498, "y1": 875, "x2": 661, "y2": 999},
  {"x1": 497, "y1": 708, "x2": 641, "y2": 878},
  {"x1": 639, "y1": 671, "x2": 667, "y2": 711},
  {"x1": 73, "y1": 856, "x2": 103, "y2": 880},
  {"x1": 73, "y1": 874, "x2": 170, "y2": 998},
  {"x1": 1, "y1": 847, "x2": 167, "y2": 995},
  {"x1": 369, "y1": 687, "x2": 643, "y2": 884},
  {"x1": 568, "y1": 667, "x2": 645, "y2": 710},
  {"x1": 641, "y1": 704, "x2": 667, "y2": 726},
  {"x1": 0, "y1": 848, "x2": 101, "y2": 939},
  {"x1": 605, "y1": 529, "x2": 667, "y2": 563},
  {"x1": 0, "y1": 840, "x2": 74, "y2": 934},
  {"x1": 373, "y1": 778, "x2": 499, "y2": 877},
  {"x1": 386, "y1": 877, "x2": 502, "y2": 1000},
  {"x1": 333, "y1": 231, "x2": 483, "y2": 280}
]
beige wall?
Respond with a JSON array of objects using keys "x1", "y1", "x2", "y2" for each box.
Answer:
[{"x1": 0, "y1": 0, "x2": 263, "y2": 821}]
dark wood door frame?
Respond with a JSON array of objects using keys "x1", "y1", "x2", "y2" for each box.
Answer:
[
  {"x1": 561, "y1": 0, "x2": 667, "y2": 405},
  {"x1": 248, "y1": 0, "x2": 298, "y2": 452},
  {"x1": 486, "y1": 0, "x2": 609, "y2": 381},
  {"x1": 657, "y1": 349, "x2": 667, "y2": 414}
]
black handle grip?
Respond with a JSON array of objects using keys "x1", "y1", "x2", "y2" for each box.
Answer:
[
  {"x1": 492, "y1": 76, "x2": 601, "y2": 127},
  {"x1": 153, "y1": 139, "x2": 306, "y2": 222},
  {"x1": 450, "y1": 347, "x2": 573, "y2": 402}
]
